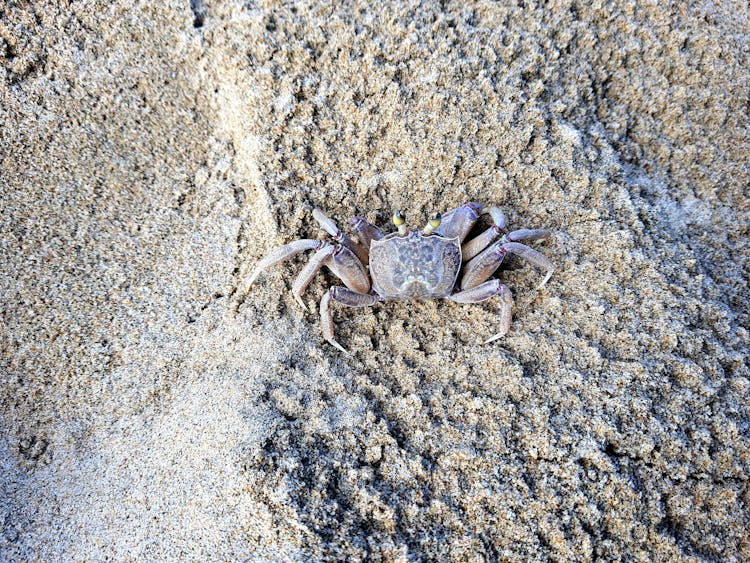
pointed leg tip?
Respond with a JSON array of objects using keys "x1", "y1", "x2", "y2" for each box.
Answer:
[
  {"x1": 246, "y1": 271, "x2": 260, "y2": 287},
  {"x1": 292, "y1": 293, "x2": 310, "y2": 313},
  {"x1": 328, "y1": 339, "x2": 349, "y2": 354},
  {"x1": 484, "y1": 333, "x2": 505, "y2": 344},
  {"x1": 537, "y1": 270, "x2": 554, "y2": 289}
]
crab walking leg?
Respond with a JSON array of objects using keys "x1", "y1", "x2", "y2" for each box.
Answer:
[
  {"x1": 461, "y1": 207, "x2": 508, "y2": 261},
  {"x1": 460, "y1": 243, "x2": 508, "y2": 290},
  {"x1": 506, "y1": 229, "x2": 551, "y2": 243},
  {"x1": 502, "y1": 241, "x2": 555, "y2": 288},
  {"x1": 320, "y1": 287, "x2": 380, "y2": 353},
  {"x1": 483, "y1": 283, "x2": 513, "y2": 343},
  {"x1": 292, "y1": 243, "x2": 370, "y2": 311},
  {"x1": 461, "y1": 227, "x2": 502, "y2": 262},
  {"x1": 247, "y1": 239, "x2": 322, "y2": 287},
  {"x1": 449, "y1": 278, "x2": 509, "y2": 303},
  {"x1": 319, "y1": 291, "x2": 347, "y2": 353},
  {"x1": 326, "y1": 245, "x2": 371, "y2": 294},
  {"x1": 435, "y1": 202, "x2": 483, "y2": 242},
  {"x1": 291, "y1": 243, "x2": 336, "y2": 310},
  {"x1": 313, "y1": 208, "x2": 369, "y2": 264},
  {"x1": 448, "y1": 279, "x2": 514, "y2": 343},
  {"x1": 463, "y1": 228, "x2": 552, "y2": 261},
  {"x1": 349, "y1": 217, "x2": 383, "y2": 249},
  {"x1": 331, "y1": 286, "x2": 380, "y2": 306}
]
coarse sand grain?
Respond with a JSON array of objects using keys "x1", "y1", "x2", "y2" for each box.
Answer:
[{"x1": 1, "y1": 1, "x2": 748, "y2": 560}]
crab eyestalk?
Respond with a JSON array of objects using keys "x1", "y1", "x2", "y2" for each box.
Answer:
[
  {"x1": 422, "y1": 212, "x2": 442, "y2": 235},
  {"x1": 393, "y1": 210, "x2": 407, "y2": 236}
]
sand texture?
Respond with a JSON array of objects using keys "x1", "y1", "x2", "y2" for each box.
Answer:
[{"x1": 1, "y1": 1, "x2": 749, "y2": 560}]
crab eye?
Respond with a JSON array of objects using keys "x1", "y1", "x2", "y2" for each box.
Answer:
[
  {"x1": 422, "y1": 212, "x2": 442, "y2": 235},
  {"x1": 392, "y1": 210, "x2": 405, "y2": 227}
]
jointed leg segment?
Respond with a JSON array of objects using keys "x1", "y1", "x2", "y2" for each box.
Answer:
[
  {"x1": 320, "y1": 287, "x2": 380, "y2": 353},
  {"x1": 461, "y1": 244, "x2": 508, "y2": 290},
  {"x1": 448, "y1": 279, "x2": 514, "y2": 343},
  {"x1": 291, "y1": 243, "x2": 335, "y2": 310},
  {"x1": 502, "y1": 242, "x2": 554, "y2": 288},
  {"x1": 326, "y1": 245, "x2": 371, "y2": 295},
  {"x1": 313, "y1": 208, "x2": 369, "y2": 264},
  {"x1": 247, "y1": 239, "x2": 323, "y2": 287},
  {"x1": 506, "y1": 229, "x2": 551, "y2": 243}
]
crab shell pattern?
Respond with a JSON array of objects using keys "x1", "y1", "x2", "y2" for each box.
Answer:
[{"x1": 369, "y1": 231, "x2": 461, "y2": 300}]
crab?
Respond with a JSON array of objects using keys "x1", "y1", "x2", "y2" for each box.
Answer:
[{"x1": 247, "y1": 202, "x2": 554, "y2": 352}]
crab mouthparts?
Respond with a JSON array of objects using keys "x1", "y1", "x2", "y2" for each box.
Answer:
[
  {"x1": 396, "y1": 274, "x2": 441, "y2": 293},
  {"x1": 398, "y1": 279, "x2": 433, "y2": 297}
]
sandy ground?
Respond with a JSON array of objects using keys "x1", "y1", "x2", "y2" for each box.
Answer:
[{"x1": 1, "y1": 1, "x2": 748, "y2": 560}]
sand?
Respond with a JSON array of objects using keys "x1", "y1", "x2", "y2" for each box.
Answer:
[{"x1": 1, "y1": 1, "x2": 748, "y2": 560}]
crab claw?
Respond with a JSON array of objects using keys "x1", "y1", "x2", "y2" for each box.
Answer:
[{"x1": 436, "y1": 202, "x2": 483, "y2": 241}]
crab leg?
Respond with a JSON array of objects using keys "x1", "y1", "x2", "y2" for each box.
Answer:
[
  {"x1": 448, "y1": 279, "x2": 513, "y2": 343},
  {"x1": 486, "y1": 283, "x2": 513, "y2": 343},
  {"x1": 349, "y1": 216, "x2": 383, "y2": 249},
  {"x1": 460, "y1": 243, "x2": 508, "y2": 290},
  {"x1": 506, "y1": 229, "x2": 551, "y2": 243},
  {"x1": 331, "y1": 286, "x2": 380, "y2": 306},
  {"x1": 247, "y1": 239, "x2": 323, "y2": 287},
  {"x1": 291, "y1": 242, "x2": 371, "y2": 310},
  {"x1": 461, "y1": 207, "x2": 508, "y2": 261},
  {"x1": 320, "y1": 287, "x2": 380, "y2": 353},
  {"x1": 435, "y1": 202, "x2": 483, "y2": 242},
  {"x1": 502, "y1": 242, "x2": 555, "y2": 288},
  {"x1": 320, "y1": 291, "x2": 347, "y2": 353},
  {"x1": 463, "y1": 228, "x2": 551, "y2": 261},
  {"x1": 291, "y1": 243, "x2": 336, "y2": 310},
  {"x1": 313, "y1": 208, "x2": 369, "y2": 264},
  {"x1": 461, "y1": 238, "x2": 554, "y2": 290},
  {"x1": 462, "y1": 227, "x2": 502, "y2": 262}
]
